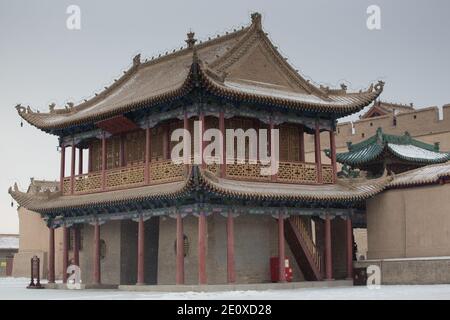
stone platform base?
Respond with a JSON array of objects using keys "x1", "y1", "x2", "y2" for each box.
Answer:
[
  {"x1": 44, "y1": 283, "x2": 118, "y2": 290},
  {"x1": 355, "y1": 257, "x2": 450, "y2": 285},
  {"x1": 119, "y1": 280, "x2": 352, "y2": 292}
]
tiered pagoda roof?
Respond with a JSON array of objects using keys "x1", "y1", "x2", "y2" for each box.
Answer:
[
  {"x1": 329, "y1": 127, "x2": 450, "y2": 175},
  {"x1": 15, "y1": 13, "x2": 384, "y2": 136}
]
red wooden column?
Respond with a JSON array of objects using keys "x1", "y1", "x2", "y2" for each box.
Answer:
[
  {"x1": 198, "y1": 212, "x2": 207, "y2": 285},
  {"x1": 219, "y1": 111, "x2": 226, "y2": 177},
  {"x1": 183, "y1": 112, "x2": 190, "y2": 171},
  {"x1": 73, "y1": 226, "x2": 80, "y2": 266},
  {"x1": 70, "y1": 144, "x2": 76, "y2": 194},
  {"x1": 314, "y1": 120, "x2": 322, "y2": 183},
  {"x1": 78, "y1": 148, "x2": 83, "y2": 175},
  {"x1": 324, "y1": 215, "x2": 333, "y2": 280},
  {"x1": 278, "y1": 212, "x2": 286, "y2": 282},
  {"x1": 62, "y1": 225, "x2": 68, "y2": 283},
  {"x1": 163, "y1": 124, "x2": 169, "y2": 160},
  {"x1": 144, "y1": 127, "x2": 151, "y2": 184},
  {"x1": 270, "y1": 120, "x2": 277, "y2": 182},
  {"x1": 119, "y1": 134, "x2": 125, "y2": 167},
  {"x1": 59, "y1": 146, "x2": 66, "y2": 194},
  {"x1": 329, "y1": 129, "x2": 337, "y2": 183},
  {"x1": 299, "y1": 125, "x2": 305, "y2": 162},
  {"x1": 226, "y1": 213, "x2": 236, "y2": 283},
  {"x1": 101, "y1": 133, "x2": 107, "y2": 190},
  {"x1": 93, "y1": 221, "x2": 101, "y2": 285},
  {"x1": 48, "y1": 226, "x2": 55, "y2": 283},
  {"x1": 137, "y1": 216, "x2": 145, "y2": 285},
  {"x1": 346, "y1": 217, "x2": 353, "y2": 279},
  {"x1": 176, "y1": 213, "x2": 184, "y2": 285},
  {"x1": 88, "y1": 145, "x2": 93, "y2": 173},
  {"x1": 200, "y1": 113, "x2": 205, "y2": 168}
]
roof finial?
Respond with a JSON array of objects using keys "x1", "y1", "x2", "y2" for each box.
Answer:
[
  {"x1": 251, "y1": 12, "x2": 262, "y2": 29},
  {"x1": 186, "y1": 30, "x2": 197, "y2": 49}
]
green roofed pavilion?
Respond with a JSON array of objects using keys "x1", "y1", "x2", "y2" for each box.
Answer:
[{"x1": 326, "y1": 127, "x2": 450, "y2": 176}]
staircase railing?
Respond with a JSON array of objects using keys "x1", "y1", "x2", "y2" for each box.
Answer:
[{"x1": 289, "y1": 216, "x2": 322, "y2": 274}]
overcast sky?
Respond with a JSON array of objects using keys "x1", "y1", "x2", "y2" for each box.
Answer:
[{"x1": 0, "y1": 0, "x2": 449, "y2": 233}]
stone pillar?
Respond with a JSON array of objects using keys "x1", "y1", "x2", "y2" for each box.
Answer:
[
  {"x1": 48, "y1": 226, "x2": 55, "y2": 283},
  {"x1": 299, "y1": 125, "x2": 305, "y2": 162},
  {"x1": 101, "y1": 133, "x2": 107, "y2": 190},
  {"x1": 198, "y1": 213, "x2": 207, "y2": 285},
  {"x1": 176, "y1": 213, "x2": 184, "y2": 285},
  {"x1": 73, "y1": 226, "x2": 80, "y2": 266},
  {"x1": 227, "y1": 213, "x2": 236, "y2": 283},
  {"x1": 59, "y1": 146, "x2": 65, "y2": 194},
  {"x1": 219, "y1": 111, "x2": 226, "y2": 178},
  {"x1": 314, "y1": 120, "x2": 322, "y2": 183},
  {"x1": 346, "y1": 217, "x2": 353, "y2": 279},
  {"x1": 145, "y1": 127, "x2": 151, "y2": 184},
  {"x1": 137, "y1": 216, "x2": 145, "y2": 285},
  {"x1": 278, "y1": 212, "x2": 286, "y2": 282},
  {"x1": 70, "y1": 144, "x2": 76, "y2": 195},
  {"x1": 93, "y1": 221, "x2": 101, "y2": 285},
  {"x1": 329, "y1": 129, "x2": 337, "y2": 183},
  {"x1": 324, "y1": 215, "x2": 333, "y2": 280},
  {"x1": 62, "y1": 225, "x2": 68, "y2": 283},
  {"x1": 78, "y1": 148, "x2": 83, "y2": 175}
]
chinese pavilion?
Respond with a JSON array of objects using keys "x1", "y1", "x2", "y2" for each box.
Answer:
[
  {"x1": 331, "y1": 127, "x2": 450, "y2": 176},
  {"x1": 9, "y1": 13, "x2": 386, "y2": 286}
]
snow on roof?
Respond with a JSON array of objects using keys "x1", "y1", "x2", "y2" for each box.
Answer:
[
  {"x1": 389, "y1": 163, "x2": 450, "y2": 188},
  {"x1": 0, "y1": 235, "x2": 19, "y2": 250},
  {"x1": 388, "y1": 143, "x2": 450, "y2": 161}
]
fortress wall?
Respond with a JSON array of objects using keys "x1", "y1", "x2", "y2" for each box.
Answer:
[{"x1": 304, "y1": 104, "x2": 450, "y2": 160}]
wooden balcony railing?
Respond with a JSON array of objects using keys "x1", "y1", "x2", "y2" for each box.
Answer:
[{"x1": 62, "y1": 160, "x2": 334, "y2": 195}]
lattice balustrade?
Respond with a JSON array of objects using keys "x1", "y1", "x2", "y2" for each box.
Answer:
[
  {"x1": 74, "y1": 172, "x2": 102, "y2": 194},
  {"x1": 321, "y1": 165, "x2": 334, "y2": 184},
  {"x1": 106, "y1": 165, "x2": 145, "y2": 189},
  {"x1": 204, "y1": 156, "x2": 220, "y2": 176},
  {"x1": 63, "y1": 178, "x2": 71, "y2": 194},
  {"x1": 225, "y1": 162, "x2": 271, "y2": 181},
  {"x1": 149, "y1": 160, "x2": 185, "y2": 183},
  {"x1": 277, "y1": 162, "x2": 318, "y2": 184}
]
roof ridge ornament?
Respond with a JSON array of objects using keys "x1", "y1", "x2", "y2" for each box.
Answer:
[
  {"x1": 251, "y1": 12, "x2": 262, "y2": 30},
  {"x1": 133, "y1": 54, "x2": 141, "y2": 67},
  {"x1": 186, "y1": 31, "x2": 197, "y2": 49}
]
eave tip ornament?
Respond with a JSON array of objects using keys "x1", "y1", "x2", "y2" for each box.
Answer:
[
  {"x1": 375, "y1": 80, "x2": 385, "y2": 92},
  {"x1": 15, "y1": 104, "x2": 26, "y2": 114}
]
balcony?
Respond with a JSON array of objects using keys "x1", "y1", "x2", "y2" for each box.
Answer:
[{"x1": 62, "y1": 160, "x2": 334, "y2": 195}]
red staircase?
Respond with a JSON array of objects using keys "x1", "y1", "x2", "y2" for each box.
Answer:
[{"x1": 285, "y1": 216, "x2": 323, "y2": 281}]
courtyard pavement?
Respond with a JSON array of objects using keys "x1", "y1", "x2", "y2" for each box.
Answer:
[{"x1": 1, "y1": 278, "x2": 449, "y2": 300}]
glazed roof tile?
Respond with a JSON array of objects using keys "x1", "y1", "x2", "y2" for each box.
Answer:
[{"x1": 330, "y1": 128, "x2": 450, "y2": 167}]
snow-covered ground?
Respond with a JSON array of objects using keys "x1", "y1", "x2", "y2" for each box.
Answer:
[{"x1": 1, "y1": 278, "x2": 450, "y2": 300}]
